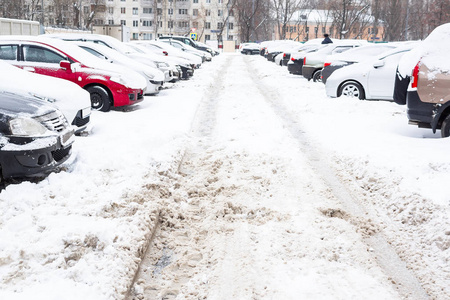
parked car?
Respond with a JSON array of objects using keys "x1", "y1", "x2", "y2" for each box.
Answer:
[
  {"x1": 158, "y1": 35, "x2": 214, "y2": 56},
  {"x1": 158, "y1": 38, "x2": 211, "y2": 62},
  {"x1": 130, "y1": 41, "x2": 194, "y2": 79},
  {"x1": 402, "y1": 23, "x2": 450, "y2": 137},
  {"x1": 240, "y1": 43, "x2": 260, "y2": 55},
  {"x1": 321, "y1": 43, "x2": 398, "y2": 84},
  {"x1": 0, "y1": 92, "x2": 74, "y2": 181},
  {"x1": 266, "y1": 41, "x2": 302, "y2": 62},
  {"x1": 287, "y1": 44, "x2": 325, "y2": 75},
  {"x1": 325, "y1": 44, "x2": 415, "y2": 100},
  {"x1": 0, "y1": 60, "x2": 91, "y2": 134},
  {"x1": 72, "y1": 42, "x2": 165, "y2": 95},
  {"x1": 0, "y1": 36, "x2": 146, "y2": 112},
  {"x1": 302, "y1": 39, "x2": 368, "y2": 82},
  {"x1": 46, "y1": 33, "x2": 177, "y2": 84}
]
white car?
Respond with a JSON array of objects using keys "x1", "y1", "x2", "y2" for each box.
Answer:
[
  {"x1": 145, "y1": 40, "x2": 202, "y2": 68},
  {"x1": 45, "y1": 33, "x2": 176, "y2": 83},
  {"x1": 325, "y1": 44, "x2": 416, "y2": 100},
  {"x1": 72, "y1": 42, "x2": 165, "y2": 95},
  {"x1": 159, "y1": 39, "x2": 212, "y2": 62},
  {"x1": 0, "y1": 60, "x2": 91, "y2": 134}
]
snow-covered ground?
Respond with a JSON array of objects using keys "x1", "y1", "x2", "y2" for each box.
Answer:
[{"x1": 0, "y1": 52, "x2": 448, "y2": 300}]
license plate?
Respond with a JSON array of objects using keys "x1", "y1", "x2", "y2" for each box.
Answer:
[{"x1": 60, "y1": 129, "x2": 74, "y2": 146}]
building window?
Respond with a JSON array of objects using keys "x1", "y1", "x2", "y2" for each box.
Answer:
[
  {"x1": 143, "y1": 7, "x2": 152, "y2": 14},
  {"x1": 168, "y1": 21, "x2": 173, "y2": 28},
  {"x1": 205, "y1": 22, "x2": 210, "y2": 29},
  {"x1": 143, "y1": 20, "x2": 152, "y2": 26},
  {"x1": 305, "y1": 26, "x2": 309, "y2": 33},
  {"x1": 205, "y1": 34, "x2": 210, "y2": 40},
  {"x1": 132, "y1": 33, "x2": 138, "y2": 40},
  {"x1": 193, "y1": 0, "x2": 198, "y2": 3},
  {"x1": 228, "y1": 22, "x2": 233, "y2": 30},
  {"x1": 322, "y1": 27, "x2": 326, "y2": 33},
  {"x1": 193, "y1": 9, "x2": 198, "y2": 16},
  {"x1": 133, "y1": 20, "x2": 138, "y2": 27},
  {"x1": 143, "y1": 33, "x2": 152, "y2": 40},
  {"x1": 228, "y1": 35, "x2": 233, "y2": 40},
  {"x1": 121, "y1": 20, "x2": 126, "y2": 25},
  {"x1": 168, "y1": 8, "x2": 173, "y2": 15},
  {"x1": 218, "y1": 0, "x2": 223, "y2": 3},
  {"x1": 120, "y1": 7, "x2": 125, "y2": 14},
  {"x1": 157, "y1": 8, "x2": 162, "y2": 15},
  {"x1": 83, "y1": 6, "x2": 89, "y2": 13},
  {"x1": 133, "y1": 7, "x2": 138, "y2": 15},
  {"x1": 179, "y1": 9, "x2": 187, "y2": 14},
  {"x1": 206, "y1": 0, "x2": 210, "y2": 3},
  {"x1": 229, "y1": 10, "x2": 234, "y2": 17},
  {"x1": 193, "y1": 21, "x2": 198, "y2": 28},
  {"x1": 205, "y1": 9, "x2": 210, "y2": 16},
  {"x1": 218, "y1": 10, "x2": 222, "y2": 17},
  {"x1": 217, "y1": 22, "x2": 223, "y2": 29},
  {"x1": 108, "y1": 7, "x2": 113, "y2": 14},
  {"x1": 158, "y1": 21, "x2": 163, "y2": 27},
  {"x1": 108, "y1": 19, "x2": 114, "y2": 25},
  {"x1": 178, "y1": 21, "x2": 189, "y2": 28}
]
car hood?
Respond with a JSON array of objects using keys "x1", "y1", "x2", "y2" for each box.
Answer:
[{"x1": 0, "y1": 92, "x2": 55, "y2": 117}]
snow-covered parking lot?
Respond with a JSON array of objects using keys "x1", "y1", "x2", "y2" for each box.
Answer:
[{"x1": 0, "y1": 53, "x2": 448, "y2": 299}]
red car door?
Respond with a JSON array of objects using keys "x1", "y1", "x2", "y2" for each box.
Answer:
[{"x1": 20, "y1": 43, "x2": 77, "y2": 84}]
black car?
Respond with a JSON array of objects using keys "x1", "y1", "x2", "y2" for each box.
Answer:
[
  {"x1": 0, "y1": 92, "x2": 74, "y2": 181},
  {"x1": 287, "y1": 57, "x2": 305, "y2": 75}
]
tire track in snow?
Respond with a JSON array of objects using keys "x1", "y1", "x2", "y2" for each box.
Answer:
[{"x1": 243, "y1": 56, "x2": 429, "y2": 300}]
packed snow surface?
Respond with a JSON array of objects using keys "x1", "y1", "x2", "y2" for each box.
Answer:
[{"x1": 0, "y1": 52, "x2": 448, "y2": 300}]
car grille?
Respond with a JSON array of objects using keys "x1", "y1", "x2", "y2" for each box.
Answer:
[
  {"x1": 52, "y1": 145, "x2": 72, "y2": 162},
  {"x1": 73, "y1": 115, "x2": 90, "y2": 127},
  {"x1": 137, "y1": 92, "x2": 144, "y2": 100},
  {"x1": 35, "y1": 111, "x2": 69, "y2": 133}
]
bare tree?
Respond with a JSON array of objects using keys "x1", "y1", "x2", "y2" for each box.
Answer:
[
  {"x1": 328, "y1": 0, "x2": 370, "y2": 39},
  {"x1": 272, "y1": 0, "x2": 305, "y2": 39}
]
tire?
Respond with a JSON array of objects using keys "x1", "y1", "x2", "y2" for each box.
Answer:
[
  {"x1": 86, "y1": 86, "x2": 111, "y2": 112},
  {"x1": 440, "y1": 114, "x2": 450, "y2": 138},
  {"x1": 338, "y1": 81, "x2": 365, "y2": 100},
  {"x1": 245, "y1": 50, "x2": 250, "y2": 55},
  {"x1": 313, "y1": 70, "x2": 322, "y2": 83}
]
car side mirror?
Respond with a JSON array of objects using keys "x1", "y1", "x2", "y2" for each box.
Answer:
[
  {"x1": 373, "y1": 60, "x2": 385, "y2": 68},
  {"x1": 60, "y1": 60, "x2": 72, "y2": 72}
]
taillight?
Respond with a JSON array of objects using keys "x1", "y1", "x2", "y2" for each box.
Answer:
[
  {"x1": 324, "y1": 62, "x2": 331, "y2": 68},
  {"x1": 303, "y1": 58, "x2": 306, "y2": 65},
  {"x1": 291, "y1": 57, "x2": 295, "y2": 62},
  {"x1": 163, "y1": 51, "x2": 168, "y2": 56},
  {"x1": 411, "y1": 62, "x2": 420, "y2": 88},
  {"x1": 283, "y1": 53, "x2": 286, "y2": 58}
]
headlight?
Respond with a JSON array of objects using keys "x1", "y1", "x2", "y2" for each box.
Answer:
[
  {"x1": 143, "y1": 71, "x2": 155, "y2": 80},
  {"x1": 110, "y1": 75, "x2": 127, "y2": 85},
  {"x1": 10, "y1": 118, "x2": 48, "y2": 136}
]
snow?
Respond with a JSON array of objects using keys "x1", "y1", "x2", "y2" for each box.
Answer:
[{"x1": 0, "y1": 52, "x2": 449, "y2": 299}]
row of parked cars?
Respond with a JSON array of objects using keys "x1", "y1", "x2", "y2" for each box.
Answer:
[
  {"x1": 247, "y1": 23, "x2": 449, "y2": 137},
  {"x1": 0, "y1": 33, "x2": 217, "y2": 185}
]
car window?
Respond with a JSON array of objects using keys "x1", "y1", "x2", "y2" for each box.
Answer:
[
  {"x1": 0, "y1": 45, "x2": 18, "y2": 60},
  {"x1": 23, "y1": 45, "x2": 65, "y2": 63},
  {"x1": 81, "y1": 46, "x2": 107, "y2": 59},
  {"x1": 172, "y1": 43, "x2": 182, "y2": 49},
  {"x1": 331, "y1": 46, "x2": 354, "y2": 55}
]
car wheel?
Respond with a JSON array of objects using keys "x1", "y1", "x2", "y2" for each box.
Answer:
[
  {"x1": 87, "y1": 86, "x2": 111, "y2": 112},
  {"x1": 245, "y1": 51, "x2": 250, "y2": 55},
  {"x1": 440, "y1": 115, "x2": 450, "y2": 138},
  {"x1": 339, "y1": 81, "x2": 365, "y2": 100},
  {"x1": 313, "y1": 70, "x2": 322, "y2": 82}
]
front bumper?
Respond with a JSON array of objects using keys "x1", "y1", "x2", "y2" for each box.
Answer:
[
  {"x1": 112, "y1": 87, "x2": 144, "y2": 107},
  {"x1": 0, "y1": 129, "x2": 74, "y2": 179}
]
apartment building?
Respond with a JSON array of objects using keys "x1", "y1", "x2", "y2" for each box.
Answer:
[{"x1": 35, "y1": 0, "x2": 239, "y2": 43}]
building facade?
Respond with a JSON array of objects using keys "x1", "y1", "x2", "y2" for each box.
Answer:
[{"x1": 30, "y1": 0, "x2": 239, "y2": 44}]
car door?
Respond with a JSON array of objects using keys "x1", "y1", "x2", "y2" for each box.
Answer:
[
  {"x1": 20, "y1": 43, "x2": 76, "y2": 83},
  {"x1": 367, "y1": 51, "x2": 408, "y2": 100}
]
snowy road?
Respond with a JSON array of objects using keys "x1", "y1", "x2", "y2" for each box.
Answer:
[
  {"x1": 128, "y1": 54, "x2": 435, "y2": 299},
  {"x1": 1, "y1": 53, "x2": 448, "y2": 300}
]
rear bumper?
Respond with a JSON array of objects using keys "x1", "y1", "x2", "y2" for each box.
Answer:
[
  {"x1": 302, "y1": 66, "x2": 316, "y2": 80},
  {"x1": 406, "y1": 90, "x2": 436, "y2": 130},
  {"x1": 287, "y1": 60, "x2": 303, "y2": 74}
]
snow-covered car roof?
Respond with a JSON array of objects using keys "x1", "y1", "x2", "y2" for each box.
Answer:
[{"x1": 324, "y1": 43, "x2": 398, "y2": 64}]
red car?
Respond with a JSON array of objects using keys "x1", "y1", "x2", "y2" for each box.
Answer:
[{"x1": 0, "y1": 36, "x2": 147, "y2": 112}]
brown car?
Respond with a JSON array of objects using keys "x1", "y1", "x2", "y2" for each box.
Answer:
[{"x1": 406, "y1": 23, "x2": 450, "y2": 137}]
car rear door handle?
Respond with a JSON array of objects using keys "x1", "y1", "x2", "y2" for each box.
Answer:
[{"x1": 23, "y1": 67, "x2": 35, "y2": 72}]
